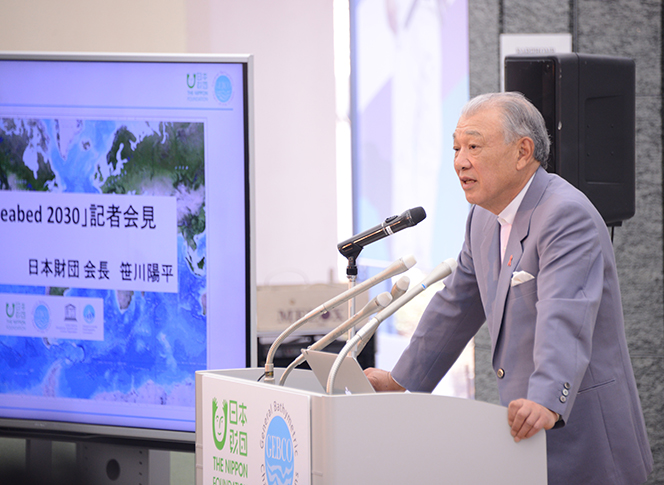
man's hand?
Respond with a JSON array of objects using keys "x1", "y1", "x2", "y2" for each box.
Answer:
[
  {"x1": 364, "y1": 368, "x2": 406, "y2": 392},
  {"x1": 507, "y1": 398, "x2": 557, "y2": 442}
]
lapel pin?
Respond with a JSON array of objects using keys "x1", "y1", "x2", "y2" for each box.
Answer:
[{"x1": 507, "y1": 255, "x2": 513, "y2": 267}]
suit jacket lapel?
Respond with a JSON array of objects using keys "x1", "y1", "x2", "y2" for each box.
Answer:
[
  {"x1": 489, "y1": 167, "x2": 549, "y2": 358},
  {"x1": 479, "y1": 215, "x2": 501, "y2": 319}
]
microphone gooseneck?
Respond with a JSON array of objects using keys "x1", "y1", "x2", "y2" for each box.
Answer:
[
  {"x1": 326, "y1": 258, "x2": 457, "y2": 394},
  {"x1": 277, "y1": 291, "x2": 393, "y2": 386},
  {"x1": 263, "y1": 254, "x2": 417, "y2": 383}
]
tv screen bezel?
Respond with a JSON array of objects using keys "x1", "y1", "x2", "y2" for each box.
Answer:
[{"x1": 0, "y1": 51, "x2": 257, "y2": 448}]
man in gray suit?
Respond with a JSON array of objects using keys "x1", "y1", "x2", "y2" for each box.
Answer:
[{"x1": 366, "y1": 92, "x2": 653, "y2": 484}]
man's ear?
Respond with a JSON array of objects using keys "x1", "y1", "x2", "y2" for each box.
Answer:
[{"x1": 515, "y1": 137, "x2": 535, "y2": 170}]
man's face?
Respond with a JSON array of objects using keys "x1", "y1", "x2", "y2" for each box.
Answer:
[{"x1": 453, "y1": 107, "x2": 526, "y2": 215}]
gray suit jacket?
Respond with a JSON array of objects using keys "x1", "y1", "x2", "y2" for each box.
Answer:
[{"x1": 392, "y1": 167, "x2": 653, "y2": 484}]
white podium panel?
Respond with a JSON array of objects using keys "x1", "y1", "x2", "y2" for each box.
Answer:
[
  {"x1": 196, "y1": 368, "x2": 547, "y2": 485},
  {"x1": 197, "y1": 368, "x2": 318, "y2": 485}
]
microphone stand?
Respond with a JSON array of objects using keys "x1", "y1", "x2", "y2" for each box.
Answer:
[
  {"x1": 337, "y1": 207, "x2": 425, "y2": 360},
  {"x1": 344, "y1": 253, "x2": 360, "y2": 358}
]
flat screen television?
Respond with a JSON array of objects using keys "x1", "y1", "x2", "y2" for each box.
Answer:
[{"x1": 0, "y1": 52, "x2": 256, "y2": 448}]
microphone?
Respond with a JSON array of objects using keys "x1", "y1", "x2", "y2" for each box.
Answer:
[
  {"x1": 277, "y1": 291, "x2": 393, "y2": 386},
  {"x1": 390, "y1": 275, "x2": 410, "y2": 301},
  {"x1": 326, "y1": 258, "x2": 457, "y2": 394},
  {"x1": 263, "y1": 254, "x2": 417, "y2": 383},
  {"x1": 337, "y1": 207, "x2": 426, "y2": 260}
]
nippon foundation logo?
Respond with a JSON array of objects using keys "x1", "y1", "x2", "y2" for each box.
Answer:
[
  {"x1": 211, "y1": 397, "x2": 249, "y2": 453},
  {"x1": 212, "y1": 397, "x2": 228, "y2": 451},
  {"x1": 4, "y1": 301, "x2": 27, "y2": 330},
  {"x1": 210, "y1": 396, "x2": 249, "y2": 482},
  {"x1": 186, "y1": 71, "x2": 209, "y2": 103}
]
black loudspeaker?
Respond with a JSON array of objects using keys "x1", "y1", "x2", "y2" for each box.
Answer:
[{"x1": 504, "y1": 53, "x2": 635, "y2": 226}]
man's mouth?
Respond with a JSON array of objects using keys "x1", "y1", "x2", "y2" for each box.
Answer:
[{"x1": 459, "y1": 176, "x2": 476, "y2": 189}]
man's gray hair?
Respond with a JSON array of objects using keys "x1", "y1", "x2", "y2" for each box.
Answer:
[{"x1": 461, "y1": 92, "x2": 551, "y2": 168}]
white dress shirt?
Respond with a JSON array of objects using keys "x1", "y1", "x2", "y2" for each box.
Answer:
[{"x1": 497, "y1": 174, "x2": 536, "y2": 264}]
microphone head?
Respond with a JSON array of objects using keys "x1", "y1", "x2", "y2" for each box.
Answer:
[
  {"x1": 391, "y1": 275, "x2": 410, "y2": 300},
  {"x1": 421, "y1": 258, "x2": 458, "y2": 287},
  {"x1": 407, "y1": 206, "x2": 427, "y2": 225},
  {"x1": 444, "y1": 257, "x2": 458, "y2": 273},
  {"x1": 375, "y1": 291, "x2": 393, "y2": 309},
  {"x1": 360, "y1": 291, "x2": 393, "y2": 318},
  {"x1": 401, "y1": 254, "x2": 417, "y2": 270},
  {"x1": 395, "y1": 275, "x2": 410, "y2": 291}
]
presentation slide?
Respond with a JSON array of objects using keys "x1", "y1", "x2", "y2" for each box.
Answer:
[{"x1": 0, "y1": 56, "x2": 251, "y2": 434}]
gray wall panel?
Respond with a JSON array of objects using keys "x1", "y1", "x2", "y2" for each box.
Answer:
[
  {"x1": 502, "y1": 0, "x2": 571, "y2": 33},
  {"x1": 468, "y1": 0, "x2": 502, "y2": 96},
  {"x1": 577, "y1": 0, "x2": 661, "y2": 96}
]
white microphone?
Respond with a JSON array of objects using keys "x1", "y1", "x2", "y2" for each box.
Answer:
[
  {"x1": 278, "y1": 291, "x2": 393, "y2": 386},
  {"x1": 263, "y1": 254, "x2": 417, "y2": 382},
  {"x1": 390, "y1": 275, "x2": 410, "y2": 301},
  {"x1": 326, "y1": 258, "x2": 457, "y2": 394}
]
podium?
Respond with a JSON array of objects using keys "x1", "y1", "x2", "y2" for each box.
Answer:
[{"x1": 196, "y1": 368, "x2": 547, "y2": 484}]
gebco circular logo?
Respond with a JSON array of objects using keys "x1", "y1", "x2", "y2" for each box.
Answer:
[
  {"x1": 214, "y1": 74, "x2": 233, "y2": 104},
  {"x1": 264, "y1": 416, "x2": 294, "y2": 485},
  {"x1": 33, "y1": 302, "x2": 50, "y2": 331}
]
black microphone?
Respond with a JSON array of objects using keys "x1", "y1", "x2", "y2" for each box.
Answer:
[{"x1": 337, "y1": 207, "x2": 426, "y2": 260}]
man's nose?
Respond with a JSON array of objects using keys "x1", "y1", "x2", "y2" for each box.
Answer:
[{"x1": 454, "y1": 149, "x2": 470, "y2": 172}]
